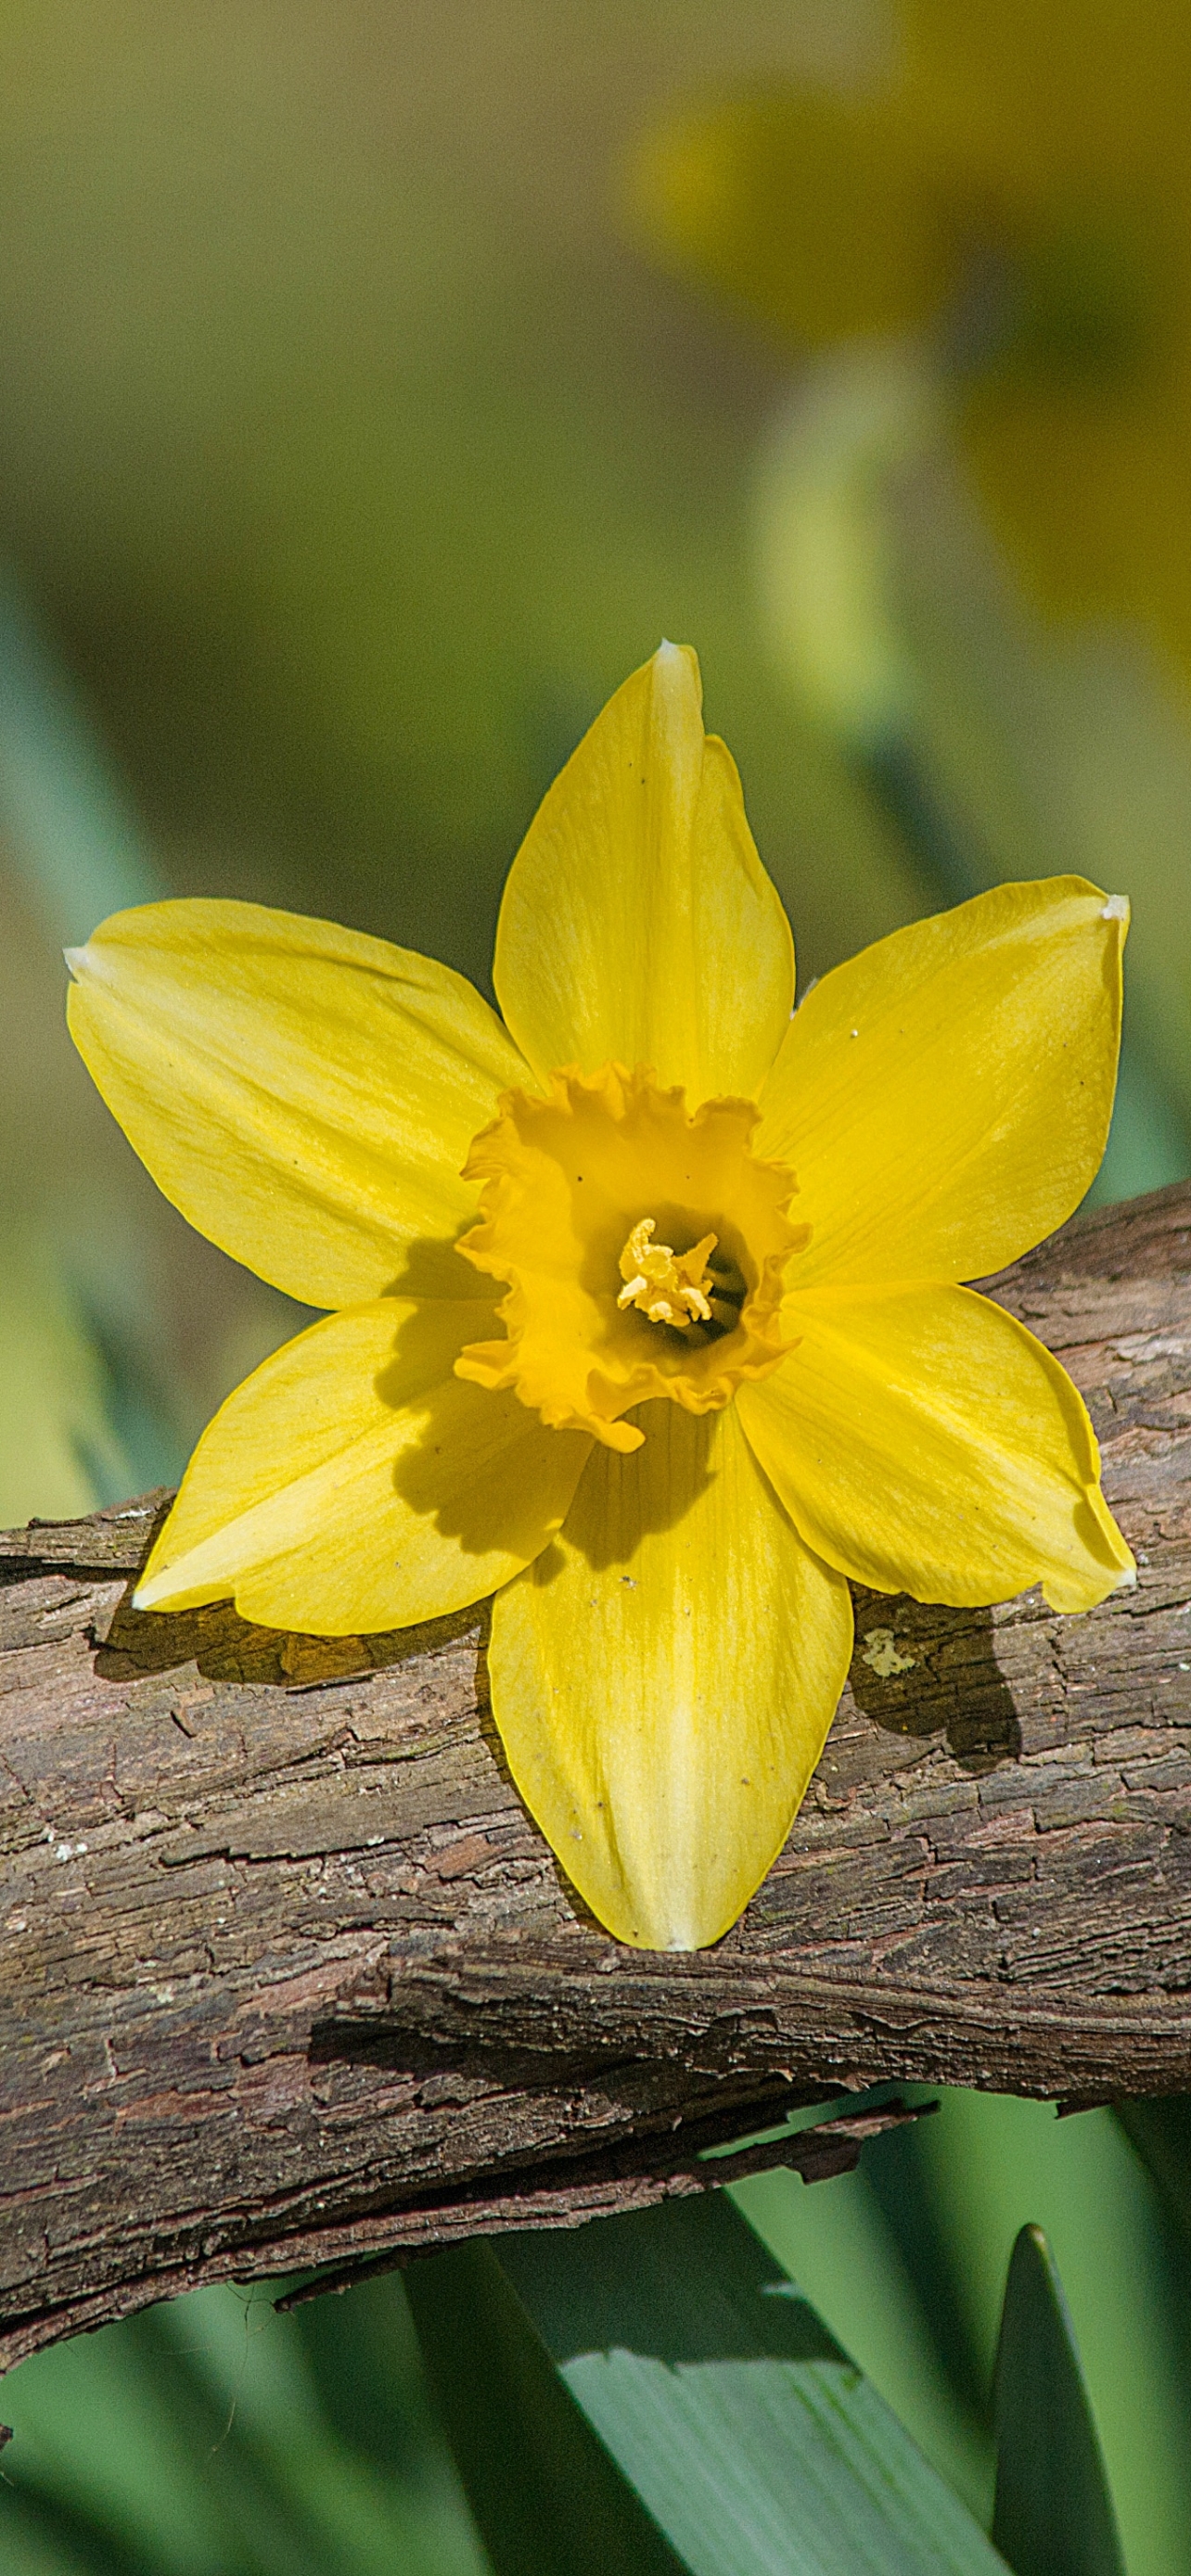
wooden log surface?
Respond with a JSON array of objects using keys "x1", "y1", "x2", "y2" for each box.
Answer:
[{"x1": 4, "y1": 1181, "x2": 1191, "y2": 2367}]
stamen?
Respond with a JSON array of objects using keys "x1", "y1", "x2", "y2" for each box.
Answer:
[{"x1": 617, "y1": 1218, "x2": 719, "y2": 1330}]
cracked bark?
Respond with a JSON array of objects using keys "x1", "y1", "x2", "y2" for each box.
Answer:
[{"x1": 3, "y1": 1182, "x2": 1191, "y2": 2369}]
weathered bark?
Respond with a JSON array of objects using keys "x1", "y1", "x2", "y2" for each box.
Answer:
[{"x1": 3, "y1": 1182, "x2": 1191, "y2": 2367}]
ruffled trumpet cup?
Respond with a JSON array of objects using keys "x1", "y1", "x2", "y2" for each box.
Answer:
[
  {"x1": 66, "y1": 642, "x2": 1134, "y2": 1950},
  {"x1": 454, "y1": 1064, "x2": 805, "y2": 1450}
]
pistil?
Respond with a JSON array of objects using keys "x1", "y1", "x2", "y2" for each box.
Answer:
[{"x1": 617, "y1": 1218, "x2": 718, "y2": 1329}]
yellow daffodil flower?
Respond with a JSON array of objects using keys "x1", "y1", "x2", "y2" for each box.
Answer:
[
  {"x1": 631, "y1": 1, "x2": 1191, "y2": 687},
  {"x1": 66, "y1": 644, "x2": 1133, "y2": 1950}
]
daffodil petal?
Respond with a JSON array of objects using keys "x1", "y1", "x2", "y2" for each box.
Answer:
[
  {"x1": 963, "y1": 385, "x2": 1191, "y2": 687},
  {"x1": 755, "y1": 877, "x2": 1125, "y2": 1286},
  {"x1": 736, "y1": 1283, "x2": 1133, "y2": 1613},
  {"x1": 135, "y1": 1299, "x2": 591, "y2": 1632},
  {"x1": 630, "y1": 91, "x2": 951, "y2": 347},
  {"x1": 493, "y1": 644, "x2": 795, "y2": 1102},
  {"x1": 488, "y1": 1400, "x2": 852, "y2": 1950},
  {"x1": 67, "y1": 899, "x2": 531, "y2": 1307}
]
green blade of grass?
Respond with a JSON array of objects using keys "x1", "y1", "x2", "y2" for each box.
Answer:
[
  {"x1": 409, "y1": 2190, "x2": 1013, "y2": 2576},
  {"x1": 1116, "y1": 2099, "x2": 1191, "y2": 2249},
  {"x1": 992, "y1": 2226, "x2": 1125, "y2": 2576},
  {"x1": 405, "y1": 2237, "x2": 684, "y2": 2576}
]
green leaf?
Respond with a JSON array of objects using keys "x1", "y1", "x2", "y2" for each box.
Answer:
[
  {"x1": 0, "y1": 568, "x2": 163, "y2": 949},
  {"x1": 405, "y1": 2235, "x2": 685, "y2": 2576},
  {"x1": 992, "y1": 2225, "x2": 1125, "y2": 2576},
  {"x1": 0, "y1": 1239, "x2": 132, "y2": 1524},
  {"x1": 408, "y1": 2190, "x2": 1011, "y2": 2576},
  {"x1": 1116, "y1": 2098, "x2": 1191, "y2": 2246},
  {"x1": 4, "y1": 2283, "x2": 484, "y2": 2576}
]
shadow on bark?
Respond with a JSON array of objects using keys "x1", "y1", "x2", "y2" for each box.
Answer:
[
  {"x1": 847, "y1": 1593, "x2": 1022, "y2": 1772},
  {"x1": 95, "y1": 1585, "x2": 485, "y2": 1688}
]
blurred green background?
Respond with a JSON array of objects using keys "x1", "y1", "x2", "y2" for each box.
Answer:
[{"x1": 4, "y1": 3, "x2": 1191, "y2": 2569}]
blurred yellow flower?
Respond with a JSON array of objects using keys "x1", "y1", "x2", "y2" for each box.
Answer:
[
  {"x1": 67, "y1": 644, "x2": 1133, "y2": 1950},
  {"x1": 632, "y1": 1, "x2": 1191, "y2": 687}
]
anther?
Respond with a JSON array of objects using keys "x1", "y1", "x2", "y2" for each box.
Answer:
[{"x1": 617, "y1": 1218, "x2": 718, "y2": 1330}]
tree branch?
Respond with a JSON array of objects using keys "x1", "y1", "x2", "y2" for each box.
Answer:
[{"x1": 4, "y1": 1183, "x2": 1191, "y2": 2367}]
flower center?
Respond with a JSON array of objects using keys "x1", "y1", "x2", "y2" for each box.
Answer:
[
  {"x1": 454, "y1": 1063, "x2": 806, "y2": 1452},
  {"x1": 616, "y1": 1218, "x2": 720, "y2": 1330}
]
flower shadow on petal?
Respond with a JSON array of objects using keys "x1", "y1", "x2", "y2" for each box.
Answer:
[
  {"x1": 539, "y1": 1400, "x2": 720, "y2": 1579},
  {"x1": 381, "y1": 1232, "x2": 502, "y2": 1304},
  {"x1": 378, "y1": 1293, "x2": 590, "y2": 1566}
]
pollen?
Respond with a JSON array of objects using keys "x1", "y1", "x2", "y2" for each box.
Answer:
[{"x1": 617, "y1": 1218, "x2": 718, "y2": 1328}]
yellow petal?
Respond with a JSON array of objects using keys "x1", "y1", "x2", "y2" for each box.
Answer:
[
  {"x1": 737, "y1": 1283, "x2": 1133, "y2": 1613},
  {"x1": 755, "y1": 878, "x2": 1126, "y2": 1287},
  {"x1": 67, "y1": 899, "x2": 531, "y2": 1308},
  {"x1": 628, "y1": 92, "x2": 953, "y2": 348},
  {"x1": 135, "y1": 1298, "x2": 591, "y2": 1632},
  {"x1": 493, "y1": 644, "x2": 794, "y2": 1103},
  {"x1": 488, "y1": 1401, "x2": 852, "y2": 1950},
  {"x1": 962, "y1": 380, "x2": 1191, "y2": 693},
  {"x1": 905, "y1": 0, "x2": 1191, "y2": 207}
]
